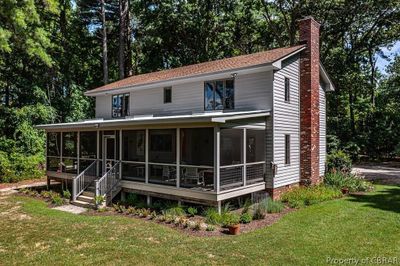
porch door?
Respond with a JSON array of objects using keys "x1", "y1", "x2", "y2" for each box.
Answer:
[{"x1": 103, "y1": 135, "x2": 116, "y2": 174}]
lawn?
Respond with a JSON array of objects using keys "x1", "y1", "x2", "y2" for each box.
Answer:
[{"x1": 0, "y1": 185, "x2": 399, "y2": 265}]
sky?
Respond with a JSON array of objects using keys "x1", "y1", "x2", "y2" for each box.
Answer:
[{"x1": 376, "y1": 41, "x2": 400, "y2": 74}]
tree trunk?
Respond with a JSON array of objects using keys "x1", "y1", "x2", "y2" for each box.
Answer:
[
  {"x1": 125, "y1": 1, "x2": 133, "y2": 77},
  {"x1": 368, "y1": 48, "x2": 376, "y2": 106},
  {"x1": 118, "y1": 0, "x2": 128, "y2": 80},
  {"x1": 101, "y1": 0, "x2": 109, "y2": 84},
  {"x1": 349, "y1": 91, "x2": 356, "y2": 136}
]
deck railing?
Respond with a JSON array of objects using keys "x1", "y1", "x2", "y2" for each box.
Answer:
[
  {"x1": 95, "y1": 162, "x2": 120, "y2": 205},
  {"x1": 72, "y1": 160, "x2": 97, "y2": 201}
]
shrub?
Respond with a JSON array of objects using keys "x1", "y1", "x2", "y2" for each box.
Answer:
[
  {"x1": 240, "y1": 199, "x2": 252, "y2": 214},
  {"x1": 187, "y1": 207, "x2": 198, "y2": 217},
  {"x1": 0, "y1": 151, "x2": 45, "y2": 183},
  {"x1": 252, "y1": 198, "x2": 269, "y2": 220},
  {"x1": 51, "y1": 194, "x2": 64, "y2": 206},
  {"x1": 206, "y1": 225, "x2": 216, "y2": 231},
  {"x1": 221, "y1": 212, "x2": 240, "y2": 227},
  {"x1": 204, "y1": 208, "x2": 222, "y2": 225},
  {"x1": 95, "y1": 195, "x2": 105, "y2": 206},
  {"x1": 281, "y1": 185, "x2": 342, "y2": 208},
  {"x1": 63, "y1": 190, "x2": 71, "y2": 199},
  {"x1": 324, "y1": 170, "x2": 373, "y2": 192},
  {"x1": 240, "y1": 212, "x2": 252, "y2": 224},
  {"x1": 326, "y1": 150, "x2": 352, "y2": 172},
  {"x1": 265, "y1": 198, "x2": 284, "y2": 213},
  {"x1": 165, "y1": 206, "x2": 186, "y2": 217},
  {"x1": 40, "y1": 190, "x2": 52, "y2": 199}
]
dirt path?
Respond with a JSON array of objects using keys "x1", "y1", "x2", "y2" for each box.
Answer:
[
  {"x1": 0, "y1": 177, "x2": 48, "y2": 192},
  {"x1": 353, "y1": 162, "x2": 400, "y2": 185}
]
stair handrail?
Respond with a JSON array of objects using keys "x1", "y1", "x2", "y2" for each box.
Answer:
[
  {"x1": 72, "y1": 160, "x2": 98, "y2": 201},
  {"x1": 95, "y1": 162, "x2": 120, "y2": 201}
]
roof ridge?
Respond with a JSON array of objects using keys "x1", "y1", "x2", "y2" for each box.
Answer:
[{"x1": 86, "y1": 44, "x2": 305, "y2": 95}]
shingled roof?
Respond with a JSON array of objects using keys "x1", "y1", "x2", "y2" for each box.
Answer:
[{"x1": 85, "y1": 45, "x2": 306, "y2": 95}]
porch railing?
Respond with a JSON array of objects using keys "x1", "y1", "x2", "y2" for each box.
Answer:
[
  {"x1": 72, "y1": 160, "x2": 97, "y2": 201},
  {"x1": 95, "y1": 162, "x2": 120, "y2": 205}
]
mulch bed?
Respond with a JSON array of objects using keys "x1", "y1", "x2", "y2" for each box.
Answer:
[{"x1": 85, "y1": 207, "x2": 294, "y2": 237}]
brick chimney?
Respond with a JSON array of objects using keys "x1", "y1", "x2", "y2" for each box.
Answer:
[{"x1": 299, "y1": 16, "x2": 321, "y2": 185}]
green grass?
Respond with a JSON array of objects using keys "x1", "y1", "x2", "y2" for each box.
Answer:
[{"x1": 0, "y1": 185, "x2": 399, "y2": 265}]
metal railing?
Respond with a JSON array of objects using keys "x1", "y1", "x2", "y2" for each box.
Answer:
[
  {"x1": 95, "y1": 162, "x2": 120, "y2": 205},
  {"x1": 72, "y1": 160, "x2": 97, "y2": 201}
]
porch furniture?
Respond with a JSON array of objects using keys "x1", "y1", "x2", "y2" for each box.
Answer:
[{"x1": 182, "y1": 167, "x2": 205, "y2": 186}]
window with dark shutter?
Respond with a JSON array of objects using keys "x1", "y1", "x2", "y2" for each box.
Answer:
[
  {"x1": 285, "y1": 134, "x2": 290, "y2": 165},
  {"x1": 164, "y1": 87, "x2": 172, "y2": 103},
  {"x1": 284, "y1": 77, "x2": 290, "y2": 102}
]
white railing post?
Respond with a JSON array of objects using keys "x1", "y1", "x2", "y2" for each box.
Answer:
[
  {"x1": 243, "y1": 128, "x2": 247, "y2": 187},
  {"x1": 176, "y1": 128, "x2": 180, "y2": 188},
  {"x1": 72, "y1": 178, "x2": 77, "y2": 201},
  {"x1": 214, "y1": 126, "x2": 220, "y2": 193}
]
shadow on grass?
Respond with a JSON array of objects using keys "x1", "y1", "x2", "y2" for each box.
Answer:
[{"x1": 347, "y1": 186, "x2": 400, "y2": 213}]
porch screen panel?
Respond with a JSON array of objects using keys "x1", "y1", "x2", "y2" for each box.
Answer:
[
  {"x1": 122, "y1": 130, "x2": 145, "y2": 182},
  {"x1": 148, "y1": 129, "x2": 176, "y2": 186},
  {"x1": 62, "y1": 132, "x2": 78, "y2": 174},
  {"x1": 220, "y1": 128, "x2": 243, "y2": 190},
  {"x1": 47, "y1": 132, "x2": 61, "y2": 171},
  {"x1": 79, "y1": 131, "x2": 97, "y2": 173},
  {"x1": 246, "y1": 129, "x2": 266, "y2": 184},
  {"x1": 180, "y1": 128, "x2": 214, "y2": 190}
]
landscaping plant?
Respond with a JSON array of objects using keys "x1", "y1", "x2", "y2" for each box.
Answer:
[
  {"x1": 324, "y1": 170, "x2": 373, "y2": 192},
  {"x1": 187, "y1": 207, "x2": 198, "y2": 217},
  {"x1": 265, "y1": 198, "x2": 284, "y2": 213},
  {"x1": 281, "y1": 185, "x2": 342, "y2": 208}
]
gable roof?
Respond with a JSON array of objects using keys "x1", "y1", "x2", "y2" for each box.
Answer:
[{"x1": 85, "y1": 45, "x2": 306, "y2": 96}]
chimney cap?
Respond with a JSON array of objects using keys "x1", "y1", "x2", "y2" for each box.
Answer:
[{"x1": 298, "y1": 16, "x2": 321, "y2": 27}]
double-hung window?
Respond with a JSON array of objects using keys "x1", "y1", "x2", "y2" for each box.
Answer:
[
  {"x1": 284, "y1": 77, "x2": 290, "y2": 102},
  {"x1": 112, "y1": 93, "x2": 130, "y2": 118},
  {"x1": 204, "y1": 79, "x2": 234, "y2": 111}
]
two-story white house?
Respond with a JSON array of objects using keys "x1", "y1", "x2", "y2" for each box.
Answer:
[{"x1": 38, "y1": 17, "x2": 334, "y2": 210}]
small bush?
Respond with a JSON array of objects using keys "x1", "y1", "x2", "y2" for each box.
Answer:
[
  {"x1": 326, "y1": 150, "x2": 352, "y2": 172},
  {"x1": 63, "y1": 190, "x2": 71, "y2": 199},
  {"x1": 40, "y1": 190, "x2": 52, "y2": 198},
  {"x1": 324, "y1": 170, "x2": 373, "y2": 192},
  {"x1": 221, "y1": 212, "x2": 240, "y2": 227},
  {"x1": 252, "y1": 199, "x2": 269, "y2": 220},
  {"x1": 95, "y1": 195, "x2": 105, "y2": 206},
  {"x1": 51, "y1": 194, "x2": 64, "y2": 206},
  {"x1": 187, "y1": 207, "x2": 198, "y2": 217},
  {"x1": 206, "y1": 225, "x2": 216, "y2": 231},
  {"x1": 204, "y1": 208, "x2": 222, "y2": 225},
  {"x1": 266, "y1": 198, "x2": 284, "y2": 213},
  {"x1": 240, "y1": 212, "x2": 253, "y2": 224},
  {"x1": 165, "y1": 206, "x2": 186, "y2": 217},
  {"x1": 281, "y1": 185, "x2": 342, "y2": 208}
]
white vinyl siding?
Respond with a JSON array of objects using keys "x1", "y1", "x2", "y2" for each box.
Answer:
[
  {"x1": 272, "y1": 55, "x2": 300, "y2": 188},
  {"x1": 94, "y1": 71, "x2": 274, "y2": 119},
  {"x1": 95, "y1": 95, "x2": 112, "y2": 118},
  {"x1": 319, "y1": 85, "x2": 326, "y2": 176}
]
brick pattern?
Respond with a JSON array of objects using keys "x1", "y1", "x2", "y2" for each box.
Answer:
[
  {"x1": 299, "y1": 17, "x2": 321, "y2": 185},
  {"x1": 266, "y1": 183, "x2": 300, "y2": 200}
]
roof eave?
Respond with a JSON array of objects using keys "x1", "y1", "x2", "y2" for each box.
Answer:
[{"x1": 320, "y1": 63, "x2": 335, "y2": 91}]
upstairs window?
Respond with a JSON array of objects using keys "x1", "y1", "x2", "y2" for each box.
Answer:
[
  {"x1": 164, "y1": 87, "x2": 172, "y2": 103},
  {"x1": 284, "y1": 77, "x2": 290, "y2": 102},
  {"x1": 204, "y1": 79, "x2": 234, "y2": 111},
  {"x1": 112, "y1": 93, "x2": 129, "y2": 118}
]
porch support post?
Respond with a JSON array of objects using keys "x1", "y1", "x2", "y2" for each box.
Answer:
[
  {"x1": 119, "y1": 130, "x2": 122, "y2": 180},
  {"x1": 214, "y1": 126, "x2": 220, "y2": 193},
  {"x1": 146, "y1": 195, "x2": 152, "y2": 206},
  {"x1": 121, "y1": 190, "x2": 126, "y2": 201},
  {"x1": 145, "y1": 129, "x2": 149, "y2": 184},
  {"x1": 243, "y1": 128, "x2": 247, "y2": 187},
  {"x1": 96, "y1": 130, "x2": 100, "y2": 177},
  {"x1": 176, "y1": 128, "x2": 180, "y2": 188},
  {"x1": 77, "y1": 131, "x2": 80, "y2": 174},
  {"x1": 60, "y1": 132, "x2": 63, "y2": 170},
  {"x1": 217, "y1": 201, "x2": 222, "y2": 214}
]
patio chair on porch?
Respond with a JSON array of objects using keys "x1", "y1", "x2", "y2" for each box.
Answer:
[
  {"x1": 183, "y1": 168, "x2": 205, "y2": 186},
  {"x1": 162, "y1": 165, "x2": 176, "y2": 183}
]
